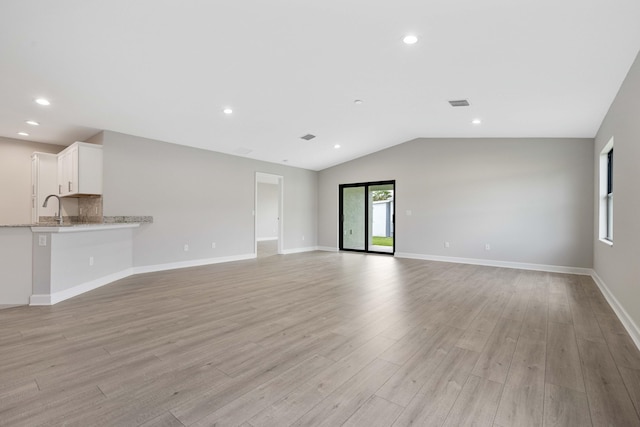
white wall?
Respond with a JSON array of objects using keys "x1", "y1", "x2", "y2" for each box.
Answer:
[
  {"x1": 0, "y1": 228, "x2": 33, "y2": 304},
  {"x1": 0, "y1": 137, "x2": 67, "y2": 224},
  {"x1": 257, "y1": 182, "x2": 279, "y2": 240},
  {"x1": 593, "y1": 50, "x2": 640, "y2": 337},
  {"x1": 100, "y1": 131, "x2": 318, "y2": 268},
  {"x1": 319, "y1": 137, "x2": 594, "y2": 269}
]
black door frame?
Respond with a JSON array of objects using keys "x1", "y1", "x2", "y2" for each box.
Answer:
[{"x1": 339, "y1": 180, "x2": 395, "y2": 255}]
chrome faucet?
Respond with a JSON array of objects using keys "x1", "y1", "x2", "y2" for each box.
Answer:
[{"x1": 43, "y1": 195, "x2": 63, "y2": 224}]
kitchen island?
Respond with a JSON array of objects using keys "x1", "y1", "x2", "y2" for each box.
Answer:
[{"x1": 0, "y1": 219, "x2": 151, "y2": 306}]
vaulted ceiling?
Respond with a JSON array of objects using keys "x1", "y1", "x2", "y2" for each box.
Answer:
[{"x1": 1, "y1": 1, "x2": 639, "y2": 170}]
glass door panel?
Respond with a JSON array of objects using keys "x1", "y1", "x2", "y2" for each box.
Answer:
[
  {"x1": 368, "y1": 184, "x2": 394, "y2": 253},
  {"x1": 341, "y1": 186, "x2": 366, "y2": 250}
]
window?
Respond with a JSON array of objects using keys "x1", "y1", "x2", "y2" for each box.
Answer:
[
  {"x1": 599, "y1": 138, "x2": 614, "y2": 244},
  {"x1": 606, "y1": 148, "x2": 613, "y2": 240}
]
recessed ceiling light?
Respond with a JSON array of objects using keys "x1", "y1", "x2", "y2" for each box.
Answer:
[
  {"x1": 354, "y1": 100, "x2": 363, "y2": 105},
  {"x1": 334, "y1": 144, "x2": 341, "y2": 149},
  {"x1": 18, "y1": 132, "x2": 29, "y2": 136},
  {"x1": 35, "y1": 98, "x2": 50, "y2": 106},
  {"x1": 472, "y1": 118, "x2": 482, "y2": 125},
  {"x1": 403, "y1": 35, "x2": 418, "y2": 45},
  {"x1": 223, "y1": 108, "x2": 233, "y2": 114},
  {"x1": 26, "y1": 120, "x2": 40, "y2": 126}
]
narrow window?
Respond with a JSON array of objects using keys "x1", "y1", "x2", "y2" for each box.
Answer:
[
  {"x1": 599, "y1": 138, "x2": 614, "y2": 244},
  {"x1": 606, "y1": 148, "x2": 613, "y2": 241}
]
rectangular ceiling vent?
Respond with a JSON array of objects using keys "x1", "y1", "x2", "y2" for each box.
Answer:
[
  {"x1": 300, "y1": 134, "x2": 316, "y2": 141},
  {"x1": 448, "y1": 99, "x2": 470, "y2": 107}
]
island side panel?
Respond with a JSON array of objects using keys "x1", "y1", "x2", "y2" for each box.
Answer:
[
  {"x1": 32, "y1": 231, "x2": 52, "y2": 301},
  {"x1": 0, "y1": 227, "x2": 33, "y2": 305},
  {"x1": 49, "y1": 228, "x2": 134, "y2": 298}
]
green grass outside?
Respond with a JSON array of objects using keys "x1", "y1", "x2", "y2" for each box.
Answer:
[{"x1": 372, "y1": 236, "x2": 394, "y2": 246}]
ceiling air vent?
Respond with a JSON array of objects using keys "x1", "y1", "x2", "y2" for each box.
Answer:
[
  {"x1": 300, "y1": 134, "x2": 316, "y2": 141},
  {"x1": 448, "y1": 99, "x2": 470, "y2": 107}
]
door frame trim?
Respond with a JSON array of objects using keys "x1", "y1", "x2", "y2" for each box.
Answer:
[
  {"x1": 339, "y1": 180, "x2": 395, "y2": 255},
  {"x1": 255, "y1": 172, "x2": 284, "y2": 255}
]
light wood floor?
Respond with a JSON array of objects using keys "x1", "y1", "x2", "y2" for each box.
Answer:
[{"x1": 2, "y1": 251, "x2": 640, "y2": 426}]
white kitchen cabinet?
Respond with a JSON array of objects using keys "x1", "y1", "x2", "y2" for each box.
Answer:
[
  {"x1": 31, "y1": 152, "x2": 59, "y2": 223},
  {"x1": 57, "y1": 142, "x2": 103, "y2": 197}
]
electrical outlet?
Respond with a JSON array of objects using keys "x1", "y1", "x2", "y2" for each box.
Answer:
[
  {"x1": 485, "y1": 243, "x2": 491, "y2": 251},
  {"x1": 444, "y1": 241, "x2": 450, "y2": 248},
  {"x1": 184, "y1": 244, "x2": 189, "y2": 252},
  {"x1": 211, "y1": 242, "x2": 216, "y2": 249},
  {"x1": 38, "y1": 235, "x2": 47, "y2": 246},
  {"x1": 89, "y1": 256, "x2": 94, "y2": 266}
]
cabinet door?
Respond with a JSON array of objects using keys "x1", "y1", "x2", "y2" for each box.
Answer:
[
  {"x1": 31, "y1": 196, "x2": 37, "y2": 223},
  {"x1": 33, "y1": 153, "x2": 58, "y2": 222},
  {"x1": 57, "y1": 149, "x2": 76, "y2": 195},
  {"x1": 31, "y1": 156, "x2": 37, "y2": 197},
  {"x1": 57, "y1": 154, "x2": 65, "y2": 195},
  {"x1": 69, "y1": 145, "x2": 79, "y2": 194}
]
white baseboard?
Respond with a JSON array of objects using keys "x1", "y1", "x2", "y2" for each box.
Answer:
[
  {"x1": 30, "y1": 269, "x2": 133, "y2": 306},
  {"x1": 280, "y1": 246, "x2": 319, "y2": 255},
  {"x1": 29, "y1": 254, "x2": 257, "y2": 306},
  {"x1": 257, "y1": 237, "x2": 278, "y2": 242},
  {"x1": 591, "y1": 271, "x2": 640, "y2": 351},
  {"x1": 132, "y1": 253, "x2": 257, "y2": 275},
  {"x1": 29, "y1": 294, "x2": 52, "y2": 305},
  {"x1": 394, "y1": 252, "x2": 592, "y2": 275},
  {"x1": 316, "y1": 246, "x2": 338, "y2": 252}
]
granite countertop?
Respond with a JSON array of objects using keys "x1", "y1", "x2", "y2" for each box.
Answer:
[{"x1": 1, "y1": 216, "x2": 153, "y2": 228}]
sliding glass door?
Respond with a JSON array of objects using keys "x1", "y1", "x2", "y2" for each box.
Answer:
[
  {"x1": 339, "y1": 181, "x2": 395, "y2": 254},
  {"x1": 341, "y1": 186, "x2": 366, "y2": 250}
]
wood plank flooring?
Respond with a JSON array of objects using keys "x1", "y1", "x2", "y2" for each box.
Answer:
[{"x1": 1, "y1": 251, "x2": 640, "y2": 426}]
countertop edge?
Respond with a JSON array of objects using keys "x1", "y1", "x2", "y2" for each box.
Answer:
[{"x1": 30, "y1": 223, "x2": 141, "y2": 233}]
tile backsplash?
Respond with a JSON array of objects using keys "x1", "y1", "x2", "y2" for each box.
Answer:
[
  {"x1": 39, "y1": 196, "x2": 102, "y2": 224},
  {"x1": 78, "y1": 196, "x2": 103, "y2": 223},
  {"x1": 39, "y1": 196, "x2": 103, "y2": 224}
]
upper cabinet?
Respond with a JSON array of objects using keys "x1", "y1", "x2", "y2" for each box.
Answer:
[
  {"x1": 57, "y1": 142, "x2": 103, "y2": 197},
  {"x1": 31, "y1": 152, "x2": 59, "y2": 223}
]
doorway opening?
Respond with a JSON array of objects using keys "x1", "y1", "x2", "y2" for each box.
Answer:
[
  {"x1": 255, "y1": 172, "x2": 283, "y2": 258},
  {"x1": 339, "y1": 180, "x2": 395, "y2": 255}
]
